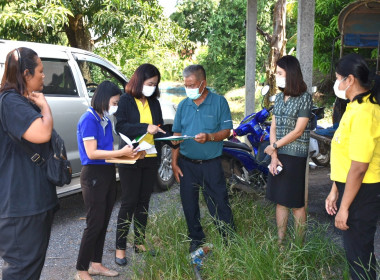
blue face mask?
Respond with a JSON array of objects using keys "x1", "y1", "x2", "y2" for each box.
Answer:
[{"x1": 186, "y1": 81, "x2": 204, "y2": 100}]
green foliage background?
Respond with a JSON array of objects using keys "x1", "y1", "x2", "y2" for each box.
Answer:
[
  {"x1": 170, "y1": 0, "x2": 219, "y2": 44},
  {"x1": 0, "y1": 0, "x2": 365, "y2": 95},
  {"x1": 171, "y1": 0, "x2": 363, "y2": 95},
  {"x1": 202, "y1": 0, "x2": 247, "y2": 93},
  {"x1": 0, "y1": 0, "x2": 193, "y2": 81}
]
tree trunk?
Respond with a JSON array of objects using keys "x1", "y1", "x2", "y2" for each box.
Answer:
[
  {"x1": 64, "y1": 14, "x2": 93, "y2": 51},
  {"x1": 265, "y1": 0, "x2": 287, "y2": 105}
]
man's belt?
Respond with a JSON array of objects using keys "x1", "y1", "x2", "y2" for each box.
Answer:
[{"x1": 180, "y1": 154, "x2": 219, "y2": 164}]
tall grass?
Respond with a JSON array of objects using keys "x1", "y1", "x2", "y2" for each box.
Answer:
[{"x1": 130, "y1": 191, "x2": 349, "y2": 279}]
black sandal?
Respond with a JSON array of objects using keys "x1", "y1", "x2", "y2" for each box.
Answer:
[{"x1": 134, "y1": 245, "x2": 157, "y2": 256}]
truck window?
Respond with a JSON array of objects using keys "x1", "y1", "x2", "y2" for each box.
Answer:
[
  {"x1": 76, "y1": 60, "x2": 125, "y2": 98},
  {"x1": 42, "y1": 59, "x2": 78, "y2": 97}
]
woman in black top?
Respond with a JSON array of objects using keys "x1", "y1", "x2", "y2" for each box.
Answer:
[
  {"x1": 114, "y1": 64, "x2": 166, "y2": 265},
  {"x1": 0, "y1": 47, "x2": 57, "y2": 279}
]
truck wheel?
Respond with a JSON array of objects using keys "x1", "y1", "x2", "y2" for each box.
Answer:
[{"x1": 155, "y1": 143, "x2": 175, "y2": 192}]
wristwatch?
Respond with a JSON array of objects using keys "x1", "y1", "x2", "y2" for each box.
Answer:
[
  {"x1": 209, "y1": 133, "x2": 215, "y2": 142},
  {"x1": 272, "y1": 142, "x2": 278, "y2": 149}
]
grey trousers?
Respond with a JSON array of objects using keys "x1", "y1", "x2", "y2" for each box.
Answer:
[{"x1": 0, "y1": 209, "x2": 55, "y2": 280}]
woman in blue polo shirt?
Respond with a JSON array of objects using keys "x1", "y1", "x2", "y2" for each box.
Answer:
[{"x1": 75, "y1": 81, "x2": 137, "y2": 280}]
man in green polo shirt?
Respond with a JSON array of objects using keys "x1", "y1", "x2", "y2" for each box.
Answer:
[{"x1": 171, "y1": 64, "x2": 235, "y2": 253}]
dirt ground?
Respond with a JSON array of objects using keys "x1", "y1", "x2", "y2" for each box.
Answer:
[{"x1": 307, "y1": 165, "x2": 380, "y2": 257}]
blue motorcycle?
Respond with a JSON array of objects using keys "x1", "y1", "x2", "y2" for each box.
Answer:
[
  {"x1": 222, "y1": 87, "x2": 272, "y2": 193},
  {"x1": 222, "y1": 88, "x2": 325, "y2": 193}
]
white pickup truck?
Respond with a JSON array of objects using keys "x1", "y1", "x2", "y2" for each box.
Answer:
[{"x1": 0, "y1": 39, "x2": 176, "y2": 197}]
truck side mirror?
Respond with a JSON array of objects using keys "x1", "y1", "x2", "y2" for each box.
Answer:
[{"x1": 261, "y1": 85, "x2": 270, "y2": 96}]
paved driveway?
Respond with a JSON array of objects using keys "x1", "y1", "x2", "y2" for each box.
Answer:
[{"x1": 0, "y1": 184, "x2": 181, "y2": 280}]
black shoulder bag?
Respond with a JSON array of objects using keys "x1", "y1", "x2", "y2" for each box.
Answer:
[{"x1": 0, "y1": 91, "x2": 72, "y2": 187}]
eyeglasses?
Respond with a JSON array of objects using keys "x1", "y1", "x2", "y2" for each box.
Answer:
[
  {"x1": 336, "y1": 77, "x2": 347, "y2": 82},
  {"x1": 184, "y1": 80, "x2": 204, "y2": 89}
]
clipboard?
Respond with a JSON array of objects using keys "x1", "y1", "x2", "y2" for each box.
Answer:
[
  {"x1": 155, "y1": 135, "x2": 195, "y2": 141},
  {"x1": 105, "y1": 151, "x2": 144, "y2": 164}
]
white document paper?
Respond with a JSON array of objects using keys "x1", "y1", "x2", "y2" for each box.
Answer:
[
  {"x1": 137, "y1": 141, "x2": 153, "y2": 151},
  {"x1": 145, "y1": 146, "x2": 157, "y2": 155},
  {"x1": 119, "y1": 133, "x2": 133, "y2": 147},
  {"x1": 119, "y1": 133, "x2": 155, "y2": 154}
]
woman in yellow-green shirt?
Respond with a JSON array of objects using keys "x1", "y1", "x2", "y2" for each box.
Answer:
[
  {"x1": 325, "y1": 54, "x2": 380, "y2": 280},
  {"x1": 114, "y1": 64, "x2": 166, "y2": 265}
]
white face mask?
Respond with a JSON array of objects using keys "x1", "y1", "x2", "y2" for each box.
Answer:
[
  {"x1": 185, "y1": 81, "x2": 205, "y2": 100},
  {"x1": 276, "y1": 76, "x2": 286, "y2": 88},
  {"x1": 105, "y1": 105, "x2": 118, "y2": 116},
  {"x1": 142, "y1": 85, "x2": 156, "y2": 97},
  {"x1": 333, "y1": 78, "x2": 349, "y2": 100}
]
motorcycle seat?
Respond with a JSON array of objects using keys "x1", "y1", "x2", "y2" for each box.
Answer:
[
  {"x1": 310, "y1": 131, "x2": 332, "y2": 144},
  {"x1": 223, "y1": 141, "x2": 252, "y2": 152}
]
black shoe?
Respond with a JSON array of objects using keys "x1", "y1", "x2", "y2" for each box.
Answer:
[
  {"x1": 134, "y1": 245, "x2": 157, "y2": 256},
  {"x1": 115, "y1": 256, "x2": 127, "y2": 266},
  {"x1": 189, "y1": 241, "x2": 203, "y2": 253}
]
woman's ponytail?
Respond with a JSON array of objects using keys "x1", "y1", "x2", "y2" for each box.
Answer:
[{"x1": 370, "y1": 73, "x2": 380, "y2": 105}]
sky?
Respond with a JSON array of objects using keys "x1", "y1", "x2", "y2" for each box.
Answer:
[{"x1": 158, "y1": 0, "x2": 177, "y2": 17}]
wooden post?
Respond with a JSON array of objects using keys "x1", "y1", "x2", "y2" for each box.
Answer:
[
  {"x1": 245, "y1": 0, "x2": 258, "y2": 116},
  {"x1": 296, "y1": 0, "x2": 316, "y2": 92},
  {"x1": 297, "y1": 0, "x2": 315, "y2": 209}
]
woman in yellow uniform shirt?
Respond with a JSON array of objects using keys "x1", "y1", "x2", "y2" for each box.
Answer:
[
  {"x1": 114, "y1": 64, "x2": 166, "y2": 265},
  {"x1": 325, "y1": 54, "x2": 380, "y2": 280}
]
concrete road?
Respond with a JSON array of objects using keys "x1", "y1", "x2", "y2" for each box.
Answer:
[{"x1": 0, "y1": 184, "x2": 181, "y2": 280}]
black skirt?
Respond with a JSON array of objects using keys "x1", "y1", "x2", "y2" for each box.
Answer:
[{"x1": 265, "y1": 154, "x2": 307, "y2": 208}]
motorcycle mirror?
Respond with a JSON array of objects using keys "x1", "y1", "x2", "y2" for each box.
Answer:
[
  {"x1": 269, "y1": 95, "x2": 276, "y2": 102},
  {"x1": 261, "y1": 85, "x2": 270, "y2": 96}
]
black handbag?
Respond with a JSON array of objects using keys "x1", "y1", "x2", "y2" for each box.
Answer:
[
  {"x1": 0, "y1": 91, "x2": 72, "y2": 187},
  {"x1": 45, "y1": 129, "x2": 72, "y2": 186}
]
